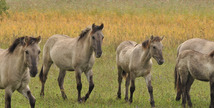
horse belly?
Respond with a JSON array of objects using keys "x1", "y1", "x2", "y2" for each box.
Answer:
[
  {"x1": 189, "y1": 66, "x2": 210, "y2": 81},
  {"x1": 135, "y1": 69, "x2": 150, "y2": 77}
]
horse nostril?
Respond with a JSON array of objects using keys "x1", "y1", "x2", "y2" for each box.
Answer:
[
  {"x1": 96, "y1": 51, "x2": 102, "y2": 58},
  {"x1": 159, "y1": 60, "x2": 164, "y2": 65}
]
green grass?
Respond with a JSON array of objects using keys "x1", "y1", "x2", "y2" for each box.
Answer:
[{"x1": 0, "y1": 46, "x2": 211, "y2": 108}]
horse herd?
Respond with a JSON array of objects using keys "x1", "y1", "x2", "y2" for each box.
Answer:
[{"x1": 0, "y1": 23, "x2": 213, "y2": 108}]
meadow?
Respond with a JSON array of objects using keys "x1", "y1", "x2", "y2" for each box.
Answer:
[{"x1": 0, "y1": 0, "x2": 214, "y2": 107}]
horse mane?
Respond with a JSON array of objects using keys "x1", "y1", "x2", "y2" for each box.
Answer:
[
  {"x1": 78, "y1": 27, "x2": 91, "y2": 41},
  {"x1": 142, "y1": 40, "x2": 149, "y2": 49},
  {"x1": 151, "y1": 36, "x2": 162, "y2": 42},
  {"x1": 8, "y1": 36, "x2": 39, "y2": 54},
  {"x1": 209, "y1": 50, "x2": 214, "y2": 57}
]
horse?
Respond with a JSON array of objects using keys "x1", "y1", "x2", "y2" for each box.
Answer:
[
  {"x1": 0, "y1": 36, "x2": 41, "y2": 108},
  {"x1": 39, "y1": 23, "x2": 104, "y2": 102},
  {"x1": 175, "y1": 50, "x2": 214, "y2": 108},
  {"x1": 175, "y1": 38, "x2": 214, "y2": 101},
  {"x1": 116, "y1": 36, "x2": 164, "y2": 107}
]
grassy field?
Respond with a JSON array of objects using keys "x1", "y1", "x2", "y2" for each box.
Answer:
[{"x1": 0, "y1": 0, "x2": 214, "y2": 107}]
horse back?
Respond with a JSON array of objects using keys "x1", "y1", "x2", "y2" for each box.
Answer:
[
  {"x1": 116, "y1": 41, "x2": 138, "y2": 71},
  {"x1": 178, "y1": 38, "x2": 214, "y2": 55}
]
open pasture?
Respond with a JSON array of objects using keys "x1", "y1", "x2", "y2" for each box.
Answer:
[{"x1": 0, "y1": 0, "x2": 214, "y2": 107}]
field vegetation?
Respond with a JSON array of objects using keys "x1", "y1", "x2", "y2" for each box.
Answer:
[{"x1": 0, "y1": 0, "x2": 214, "y2": 107}]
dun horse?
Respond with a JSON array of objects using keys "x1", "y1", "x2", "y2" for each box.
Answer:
[
  {"x1": 175, "y1": 38, "x2": 214, "y2": 101},
  {"x1": 116, "y1": 36, "x2": 164, "y2": 107},
  {"x1": 39, "y1": 23, "x2": 104, "y2": 102},
  {"x1": 175, "y1": 50, "x2": 214, "y2": 108},
  {"x1": 0, "y1": 36, "x2": 41, "y2": 108}
]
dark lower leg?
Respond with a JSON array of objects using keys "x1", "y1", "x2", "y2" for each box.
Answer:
[
  {"x1": 58, "y1": 70, "x2": 67, "y2": 99},
  {"x1": 182, "y1": 86, "x2": 187, "y2": 108},
  {"x1": 76, "y1": 73, "x2": 82, "y2": 102},
  {"x1": 129, "y1": 80, "x2": 135, "y2": 103},
  {"x1": 5, "y1": 93, "x2": 11, "y2": 108},
  {"x1": 117, "y1": 72, "x2": 122, "y2": 99},
  {"x1": 125, "y1": 76, "x2": 130, "y2": 101},
  {"x1": 27, "y1": 91, "x2": 36, "y2": 108},
  {"x1": 210, "y1": 82, "x2": 214, "y2": 108},
  {"x1": 40, "y1": 76, "x2": 47, "y2": 96},
  {"x1": 186, "y1": 78, "x2": 194, "y2": 107},
  {"x1": 148, "y1": 85, "x2": 155, "y2": 107},
  {"x1": 82, "y1": 76, "x2": 94, "y2": 101}
]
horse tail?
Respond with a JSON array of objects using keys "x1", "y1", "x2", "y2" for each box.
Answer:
[
  {"x1": 174, "y1": 66, "x2": 177, "y2": 89},
  {"x1": 39, "y1": 65, "x2": 43, "y2": 82},
  {"x1": 174, "y1": 65, "x2": 181, "y2": 90}
]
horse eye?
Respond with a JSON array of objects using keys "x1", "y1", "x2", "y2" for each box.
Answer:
[
  {"x1": 25, "y1": 50, "x2": 29, "y2": 54},
  {"x1": 153, "y1": 46, "x2": 156, "y2": 49},
  {"x1": 38, "y1": 51, "x2": 41, "y2": 54},
  {"x1": 92, "y1": 36, "x2": 95, "y2": 40}
]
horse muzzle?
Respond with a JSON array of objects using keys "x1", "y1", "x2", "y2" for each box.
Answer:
[
  {"x1": 30, "y1": 66, "x2": 38, "y2": 77},
  {"x1": 157, "y1": 59, "x2": 164, "y2": 65},
  {"x1": 95, "y1": 51, "x2": 102, "y2": 58}
]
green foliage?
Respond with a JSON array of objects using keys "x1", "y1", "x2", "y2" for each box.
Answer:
[{"x1": 0, "y1": 0, "x2": 9, "y2": 15}]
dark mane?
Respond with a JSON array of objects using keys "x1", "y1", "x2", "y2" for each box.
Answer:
[
  {"x1": 78, "y1": 27, "x2": 91, "y2": 41},
  {"x1": 8, "y1": 37, "x2": 25, "y2": 54},
  {"x1": 8, "y1": 36, "x2": 39, "y2": 54},
  {"x1": 152, "y1": 36, "x2": 162, "y2": 42}
]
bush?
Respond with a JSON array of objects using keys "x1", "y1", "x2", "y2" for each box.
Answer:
[{"x1": 0, "y1": 0, "x2": 9, "y2": 15}]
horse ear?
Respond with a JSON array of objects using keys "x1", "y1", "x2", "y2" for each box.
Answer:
[
  {"x1": 99, "y1": 23, "x2": 104, "y2": 30},
  {"x1": 36, "y1": 36, "x2": 41, "y2": 43},
  {"x1": 142, "y1": 40, "x2": 150, "y2": 49},
  {"x1": 161, "y1": 36, "x2": 164, "y2": 40}
]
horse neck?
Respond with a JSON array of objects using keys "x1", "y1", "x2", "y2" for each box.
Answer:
[
  {"x1": 140, "y1": 47, "x2": 151, "y2": 63},
  {"x1": 78, "y1": 33, "x2": 94, "y2": 58},
  {"x1": 10, "y1": 47, "x2": 27, "y2": 74}
]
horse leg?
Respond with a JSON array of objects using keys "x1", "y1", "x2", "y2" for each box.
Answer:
[
  {"x1": 129, "y1": 78, "x2": 135, "y2": 103},
  {"x1": 180, "y1": 74, "x2": 188, "y2": 108},
  {"x1": 75, "y1": 71, "x2": 82, "y2": 102},
  {"x1": 117, "y1": 66, "x2": 123, "y2": 99},
  {"x1": 5, "y1": 88, "x2": 12, "y2": 108},
  {"x1": 186, "y1": 76, "x2": 194, "y2": 107},
  {"x1": 40, "y1": 61, "x2": 53, "y2": 96},
  {"x1": 145, "y1": 74, "x2": 155, "y2": 107},
  {"x1": 58, "y1": 69, "x2": 67, "y2": 100},
  {"x1": 125, "y1": 74, "x2": 130, "y2": 102},
  {"x1": 81, "y1": 70, "x2": 94, "y2": 102},
  {"x1": 17, "y1": 85, "x2": 36, "y2": 108},
  {"x1": 210, "y1": 78, "x2": 214, "y2": 108}
]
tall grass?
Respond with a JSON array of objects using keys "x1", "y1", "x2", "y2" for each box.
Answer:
[{"x1": 0, "y1": 0, "x2": 214, "y2": 107}]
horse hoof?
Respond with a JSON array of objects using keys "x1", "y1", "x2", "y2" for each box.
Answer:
[
  {"x1": 62, "y1": 93, "x2": 67, "y2": 100},
  {"x1": 175, "y1": 96, "x2": 181, "y2": 101},
  {"x1": 129, "y1": 99, "x2": 133, "y2": 104},
  {"x1": 40, "y1": 92, "x2": 44, "y2": 97},
  {"x1": 125, "y1": 97, "x2": 128, "y2": 102},
  {"x1": 62, "y1": 95, "x2": 67, "y2": 100},
  {"x1": 78, "y1": 97, "x2": 86, "y2": 103},
  {"x1": 116, "y1": 97, "x2": 121, "y2": 100}
]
